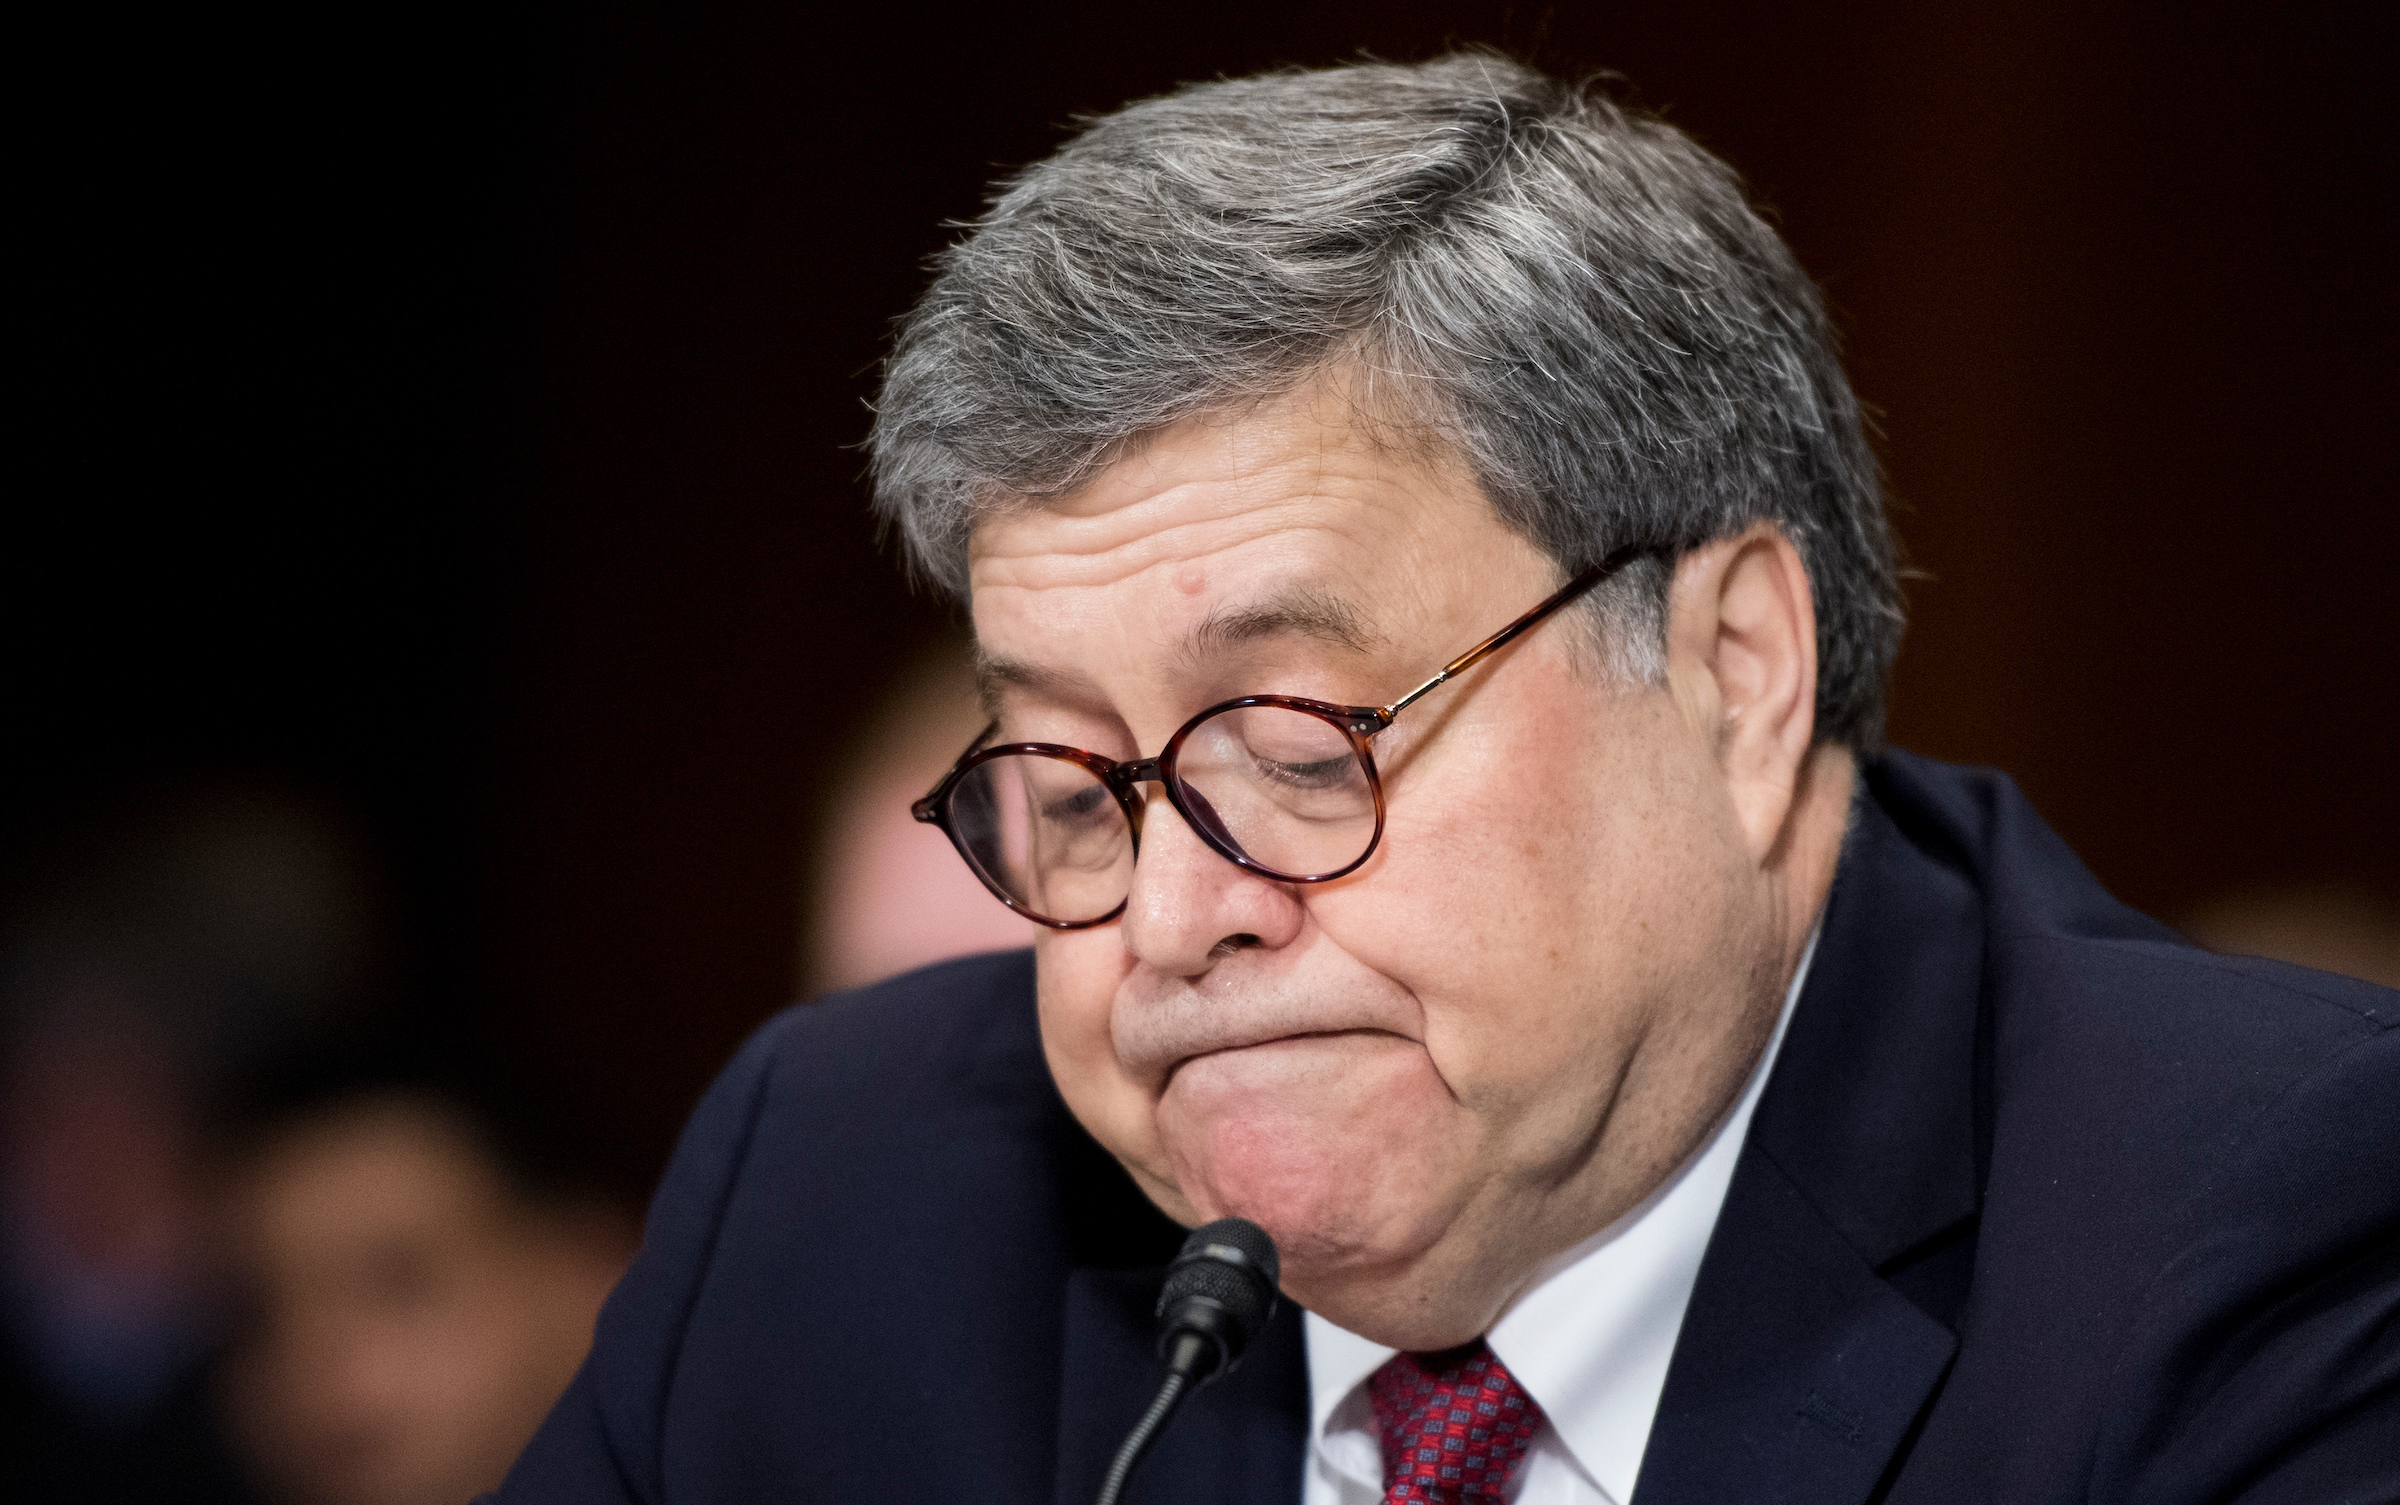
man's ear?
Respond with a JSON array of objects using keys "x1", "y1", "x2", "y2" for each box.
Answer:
[{"x1": 1663, "y1": 523, "x2": 1820, "y2": 863}]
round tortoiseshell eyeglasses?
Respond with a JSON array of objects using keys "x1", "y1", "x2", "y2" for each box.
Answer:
[{"x1": 911, "y1": 543, "x2": 1659, "y2": 928}]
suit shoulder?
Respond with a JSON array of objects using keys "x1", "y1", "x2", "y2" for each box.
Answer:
[
  {"x1": 1994, "y1": 926, "x2": 2392, "y2": 1100},
  {"x1": 745, "y1": 947, "x2": 1048, "y2": 1123},
  {"x1": 1872, "y1": 747, "x2": 2392, "y2": 1084},
  {"x1": 779, "y1": 945, "x2": 1038, "y2": 1040},
  {"x1": 563, "y1": 948, "x2": 1156, "y2": 1502},
  {"x1": 596, "y1": 945, "x2": 1045, "y2": 1392},
  {"x1": 2080, "y1": 960, "x2": 2400, "y2": 1502},
  {"x1": 1975, "y1": 909, "x2": 2397, "y2": 1342}
]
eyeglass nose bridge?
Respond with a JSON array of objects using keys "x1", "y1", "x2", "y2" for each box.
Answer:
[
  {"x1": 1111, "y1": 757, "x2": 1168, "y2": 788},
  {"x1": 1102, "y1": 757, "x2": 1174, "y2": 848}
]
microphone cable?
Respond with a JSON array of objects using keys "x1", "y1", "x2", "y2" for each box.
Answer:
[{"x1": 1093, "y1": 1217, "x2": 1280, "y2": 1505}]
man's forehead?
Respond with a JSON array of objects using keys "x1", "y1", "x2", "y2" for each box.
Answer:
[
  {"x1": 962, "y1": 383, "x2": 1531, "y2": 710},
  {"x1": 965, "y1": 382, "x2": 1485, "y2": 593},
  {"x1": 967, "y1": 475, "x2": 1418, "y2": 604}
]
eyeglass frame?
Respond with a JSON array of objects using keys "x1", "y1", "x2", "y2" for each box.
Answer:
[{"x1": 910, "y1": 541, "x2": 1663, "y2": 929}]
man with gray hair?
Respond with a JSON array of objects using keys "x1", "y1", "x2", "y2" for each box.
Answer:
[{"x1": 493, "y1": 53, "x2": 2396, "y2": 1505}]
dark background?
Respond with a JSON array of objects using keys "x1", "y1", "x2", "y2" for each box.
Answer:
[{"x1": 14, "y1": 1, "x2": 2394, "y2": 1193}]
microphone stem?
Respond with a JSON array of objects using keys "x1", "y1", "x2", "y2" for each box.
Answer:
[{"x1": 1093, "y1": 1370, "x2": 1191, "y2": 1505}]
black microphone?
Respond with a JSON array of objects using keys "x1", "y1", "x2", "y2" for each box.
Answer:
[{"x1": 1093, "y1": 1218, "x2": 1281, "y2": 1505}]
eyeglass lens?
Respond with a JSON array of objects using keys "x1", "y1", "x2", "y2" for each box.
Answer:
[
  {"x1": 946, "y1": 703, "x2": 1376, "y2": 925},
  {"x1": 947, "y1": 753, "x2": 1133, "y2": 926}
]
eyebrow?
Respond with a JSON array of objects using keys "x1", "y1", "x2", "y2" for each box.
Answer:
[
  {"x1": 974, "y1": 587, "x2": 1382, "y2": 716},
  {"x1": 1183, "y1": 588, "x2": 1381, "y2": 666},
  {"x1": 973, "y1": 652, "x2": 1100, "y2": 717}
]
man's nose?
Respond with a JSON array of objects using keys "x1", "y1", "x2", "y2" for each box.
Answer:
[{"x1": 1119, "y1": 784, "x2": 1304, "y2": 975}]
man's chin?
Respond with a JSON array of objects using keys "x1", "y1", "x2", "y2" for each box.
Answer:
[
  {"x1": 1152, "y1": 1033, "x2": 1466, "y2": 1285},
  {"x1": 1173, "y1": 1153, "x2": 1476, "y2": 1349}
]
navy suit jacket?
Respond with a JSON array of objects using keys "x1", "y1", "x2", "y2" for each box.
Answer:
[{"x1": 493, "y1": 753, "x2": 2398, "y2": 1503}]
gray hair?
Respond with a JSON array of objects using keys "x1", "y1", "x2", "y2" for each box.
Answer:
[{"x1": 869, "y1": 51, "x2": 1902, "y2": 747}]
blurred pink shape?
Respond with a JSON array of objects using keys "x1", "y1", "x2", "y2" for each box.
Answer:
[{"x1": 807, "y1": 641, "x2": 1036, "y2": 995}]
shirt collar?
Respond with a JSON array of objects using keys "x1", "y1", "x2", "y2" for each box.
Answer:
[{"x1": 1302, "y1": 926, "x2": 1819, "y2": 1502}]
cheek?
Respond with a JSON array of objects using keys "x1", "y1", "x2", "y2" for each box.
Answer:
[
  {"x1": 1032, "y1": 929, "x2": 1117, "y2": 1059},
  {"x1": 1032, "y1": 930, "x2": 1169, "y2": 1164},
  {"x1": 1329, "y1": 749, "x2": 1612, "y2": 1020},
  {"x1": 1312, "y1": 721, "x2": 1686, "y2": 1119}
]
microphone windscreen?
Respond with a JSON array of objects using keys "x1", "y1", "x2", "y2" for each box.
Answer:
[
  {"x1": 1158, "y1": 1217, "x2": 1280, "y2": 1349},
  {"x1": 1178, "y1": 1217, "x2": 1280, "y2": 1286}
]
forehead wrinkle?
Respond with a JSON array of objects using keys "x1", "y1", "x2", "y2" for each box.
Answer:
[{"x1": 972, "y1": 498, "x2": 1350, "y2": 592}]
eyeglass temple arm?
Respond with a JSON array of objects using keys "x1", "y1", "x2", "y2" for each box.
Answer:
[{"x1": 1379, "y1": 543, "x2": 1655, "y2": 723}]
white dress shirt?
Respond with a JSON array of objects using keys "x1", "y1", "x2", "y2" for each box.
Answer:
[{"x1": 1300, "y1": 929, "x2": 1818, "y2": 1504}]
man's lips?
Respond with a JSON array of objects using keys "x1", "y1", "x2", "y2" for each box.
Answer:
[
  {"x1": 1112, "y1": 975, "x2": 1423, "y2": 1089},
  {"x1": 1161, "y1": 1026, "x2": 1403, "y2": 1086}
]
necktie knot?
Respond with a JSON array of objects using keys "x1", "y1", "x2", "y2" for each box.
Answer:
[{"x1": 1366, "y1": 1339, "x2": 1545, "y2": 1503}]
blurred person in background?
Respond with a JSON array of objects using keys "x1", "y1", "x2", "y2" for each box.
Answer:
[
  {"x1": 217, "y1": 1053, "x2": 633, "y2": 1505},
  {"x1": 2, "y1": 784, "x2": 376, "y2": 1504},
  {"x1": 803, "y1": 634, "x2": 1038, "y2": 994},
  {"x1": 1, "y1": 988, "x2": 256, "y2": 1505}
]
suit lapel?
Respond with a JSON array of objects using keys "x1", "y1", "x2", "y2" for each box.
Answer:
[
  {"x1": 1054, "y1": 1266, "x2": 1308, "y2": 1505},
  {"x1": 1634, "y1": 775, "x2": 1989, "y2": 1505},
  {"x1": 1633, "y1": 1148, "x2": 1960, "y2": 1505}
]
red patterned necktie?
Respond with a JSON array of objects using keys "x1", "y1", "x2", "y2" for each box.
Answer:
[{"x1": 1367, "y1": 1339, "x2": 1547, "y2": 1503}]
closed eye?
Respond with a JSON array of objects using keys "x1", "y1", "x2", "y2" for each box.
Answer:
[
  {"x1": 1042, "y1": 783, "x2": 1115, "y2": 824},
  {"x1": 1254, "y1": 755, "x2": 1357, "y2": 790}
]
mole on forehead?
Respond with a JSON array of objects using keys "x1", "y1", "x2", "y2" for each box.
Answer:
[{"x1": 972, "y1": 587, "x2": 1382, "y2": 713}]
